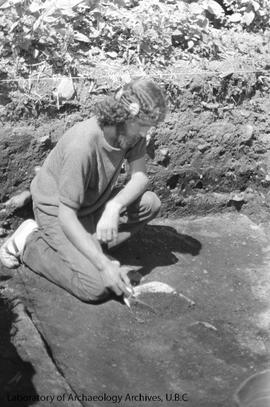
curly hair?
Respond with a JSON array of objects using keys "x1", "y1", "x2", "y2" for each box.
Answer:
[{"x1": 93, "y1": 77, "x2": 167, "y2": 127}]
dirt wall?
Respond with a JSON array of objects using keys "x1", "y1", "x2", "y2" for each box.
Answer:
[{"x1": 1, "y1": 73, "x2": 270, "y2": 231}]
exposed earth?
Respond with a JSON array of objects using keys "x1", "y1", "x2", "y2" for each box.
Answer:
[
  {"x1": 1, "y1": 45, "x2": 270, "y2": 406},
  {"x1": 1, "y1": 69, "x2": 270, "y2": 225},
  {"x1": 1, "y1": 214, "x2": 270, "y2": 407}
]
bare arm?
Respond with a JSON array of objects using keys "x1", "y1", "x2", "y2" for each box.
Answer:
[
  {"x1": 96, "y1": 156, "x2": 149, "y2": 243},
  {"x1": 108, "y1": 156, "x2": 149, "y2": 212},
  {"x1": 58, "y1": 203, "x2": 132, "y2": 296}
]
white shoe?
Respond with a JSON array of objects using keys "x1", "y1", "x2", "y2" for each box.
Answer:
[{"x1": 0, "y1": 219, "x2": 38, "y2": 269}]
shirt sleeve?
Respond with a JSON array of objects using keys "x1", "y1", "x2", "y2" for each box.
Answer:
[
  {"x1": 59, "y1": 146, "x2": 91, "y2": 210},
  {"x1": 125, "y1": 137, "x2": 146, "y2": 163}
]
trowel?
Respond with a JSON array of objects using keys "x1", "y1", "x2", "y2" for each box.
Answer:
[
  {"x1": 124, "y1": 288, "x2": 157, "y2": 322},
  {"x1": 124, "y1": 281, "x2": 195, "y2": 323}
]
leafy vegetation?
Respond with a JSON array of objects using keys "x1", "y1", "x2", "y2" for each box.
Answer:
[
  {"x1": 0, "y1": 0, "x2": 269, "y2": 119},
  {"x1": 224, "y1": 0, "x2": 270, "y2": 30},
  {"x1": 0, "y1": 0, "x2": 269, "y2": 75}
]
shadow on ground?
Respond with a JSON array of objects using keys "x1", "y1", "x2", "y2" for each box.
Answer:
[
  {"x1": 0, "y1": 276, "x2": 12, "y2": 282},
  {"x1": 3, "y1": 214, "x2": 270, "y2": 407},
  {"x1": 110, "y1": 224, "x2": 202, "y2": 282},
  {"x1": 0, "y1": 294, "x2": 37, "y2": 407}
]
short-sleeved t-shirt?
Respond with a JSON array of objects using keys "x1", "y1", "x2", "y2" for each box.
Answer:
[{"x1": 31, "y1": 117, "x2": 146, "y2": 217}]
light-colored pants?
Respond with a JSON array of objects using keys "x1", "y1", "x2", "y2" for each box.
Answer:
[{"x1": 22, "y1": 191, "x2": 161, "y2": 303}]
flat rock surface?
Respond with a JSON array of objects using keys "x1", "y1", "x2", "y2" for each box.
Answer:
[
  {"x1": 1, "y1": 213, "x2": 270, "y2": 407},
  {"x1": 0, "y1": 288, "x2": 81, "y2": 407}
]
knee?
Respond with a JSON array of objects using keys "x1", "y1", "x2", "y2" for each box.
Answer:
[
  {"x1": 77, "y1": 287, "x2": 110, "y2": 304},
  {"x1": 142, "y1": 191, "x2": 161, "y2": 218},
  {"x1": 74, "y1": 275, "x2": 110, "y2": 304}
]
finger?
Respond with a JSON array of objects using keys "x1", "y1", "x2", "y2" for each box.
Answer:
[
  {"x1": 97, "y1": 234, "x2": 104, "y2": 243},
  {"x1": 106, "y1": 229, "x2": 113, "y2": 242},
  {"x1": 96, "y1": 226, "x2": 102, "y2": 241},
  {"x1": 111, "y1": 284, "x2": 122, "y2": 297},
  {"x1": 119, "y1": 266, "x2": 131, "y2": 279},
  {"x1": 112, "y1": 228, "x2": 118, "y2": 241},
  {"x1": 120, "y1": 270, "x2": 131, "y2": 285},
  {"x1": 120, "y1": 272, "x2": 133, "y2": 292},
  {"x1": 96, "y1": 224, "x2": 107, "y2": 242},
  {"x1": 122, "y1": 265, "x2": 142, "y2": 272},
  {"x1": 118, "y1": 280, "x2": 131, "y2": 297},
  {"x1": 101, "y1": 230, "x2": 107, "y2": 243}
]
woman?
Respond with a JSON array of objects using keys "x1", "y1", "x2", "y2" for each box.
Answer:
[{"x1": 0, "y1": 77, "x2": 167, "y2": 303}]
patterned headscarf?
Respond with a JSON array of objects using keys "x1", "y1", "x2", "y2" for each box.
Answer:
[{"x1": 118, "y1": 77, "x2": 167, "y2": 124}]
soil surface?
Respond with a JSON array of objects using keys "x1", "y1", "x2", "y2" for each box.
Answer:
[
  {"x1": 1, "y1": 51, "x2": 270, "y2": 407},
  {"x1": 0, "y1": 285, "x2": 81, "y2": 407},
  {"x1": 150, "y1": 92, "x2": 270, "y2": 220},
  {"x1": 1, "y1": 72, "x2": 270, "y2": 229},
  {"x1": 1, "y1": 214, "x2": 270, "y2": 407}
]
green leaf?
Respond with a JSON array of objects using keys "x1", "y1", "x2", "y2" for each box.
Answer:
[
  {"x1": 251, "y1": 0, "x2": 260, "y2": 11},
  {"x1": 206, "y1": 0, "x2": 225, "y2": 18},
  {"x1": 51, "y1": 0, "x2": 84, "y2": 8},
  {"x1": 9, "y1": 20, "x2": 20, "y2": 32},
  {"x1": 196, "y1": 17, "x2": 209, "y2": 29},
  {"x1": 229, "y1": 13, "x2": 242, "y2": 22},
  {"x1": 133, "y1": 22, "x2": 144, "y2": 37},
  {"x1": 48, "y1": 28, "x2": 57, "y2": 38},
  {"x1": 54, "y1": 8, "x2": 76, "y2": 17},
  {"x1": 33, "y1": 16, "x2": 42, "y2": 31},
  {"x1": 74, "y1": 31, "x2": 91, "y2": 43},
  {"x1": 0, "y1": 0, "x2": 9, "y2": 8},
  {"x1": 110, "y1": 0, "x2": 126, "y2": 7},
  {"x1": 32, "y1": 48, "x2": 39, "y2": 58},
  {"x1": 89, "y1": 28, "x2": 100, "y2": 38},
  {"x1": 43, "y1": 16, "x2": 57, "y2": 23},
  {"x1": 29, "y1": 1, "x2": 43, "y2": 13},
  {"x1": 242, "y1": 10, "x2": 255, "y2": 25},
  {"x1": 189, "y1": 3, "x2": 204, "y2": 14},
  {"x1": 106, "y1": 51, "x2": 118, "y2": 58},
  {"x1": 83, "y1": 0, "x2": 99, "y2": 9},
  {"x1": 19, "y1": 38, "x2": 32, "y2": 50}
]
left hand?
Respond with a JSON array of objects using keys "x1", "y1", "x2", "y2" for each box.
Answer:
[{"x1": 96, "y1": 202, "x2": 121, "y2": 244}]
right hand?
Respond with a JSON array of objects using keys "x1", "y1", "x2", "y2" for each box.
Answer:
[
  {"x1": 96, "y1": 201, "x2": 121, "y2": 244},
  {"x1": 100, "y1": 260, "x2": 133, "y2": 297}
]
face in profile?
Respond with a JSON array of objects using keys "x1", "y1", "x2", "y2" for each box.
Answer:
[{"x1": 118, "y1": 118, "x2": 155, "y2": 150}]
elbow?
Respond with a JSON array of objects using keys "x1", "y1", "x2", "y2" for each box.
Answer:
[
  {"x1": 144, "y1": 175, "x2": 150, "y2": 190},
  {"x1": 58, "y1": 205, "x2": 66, "y2": 227},
  {"x1": 58, "y1": 211, "x2": 67, "y2": 231},
  {"x1": 58, "y1": 203, "x2": 77, "y2": 231},
  {"x1": 142, "y1": 172, "x2": 150, "y2": 187},
  {"x1": 58, "y1": 212, "x2": 65, "y2": 229},
  {"x1": 141, "y1": 173, "x2": 150, "y2": 190}
]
